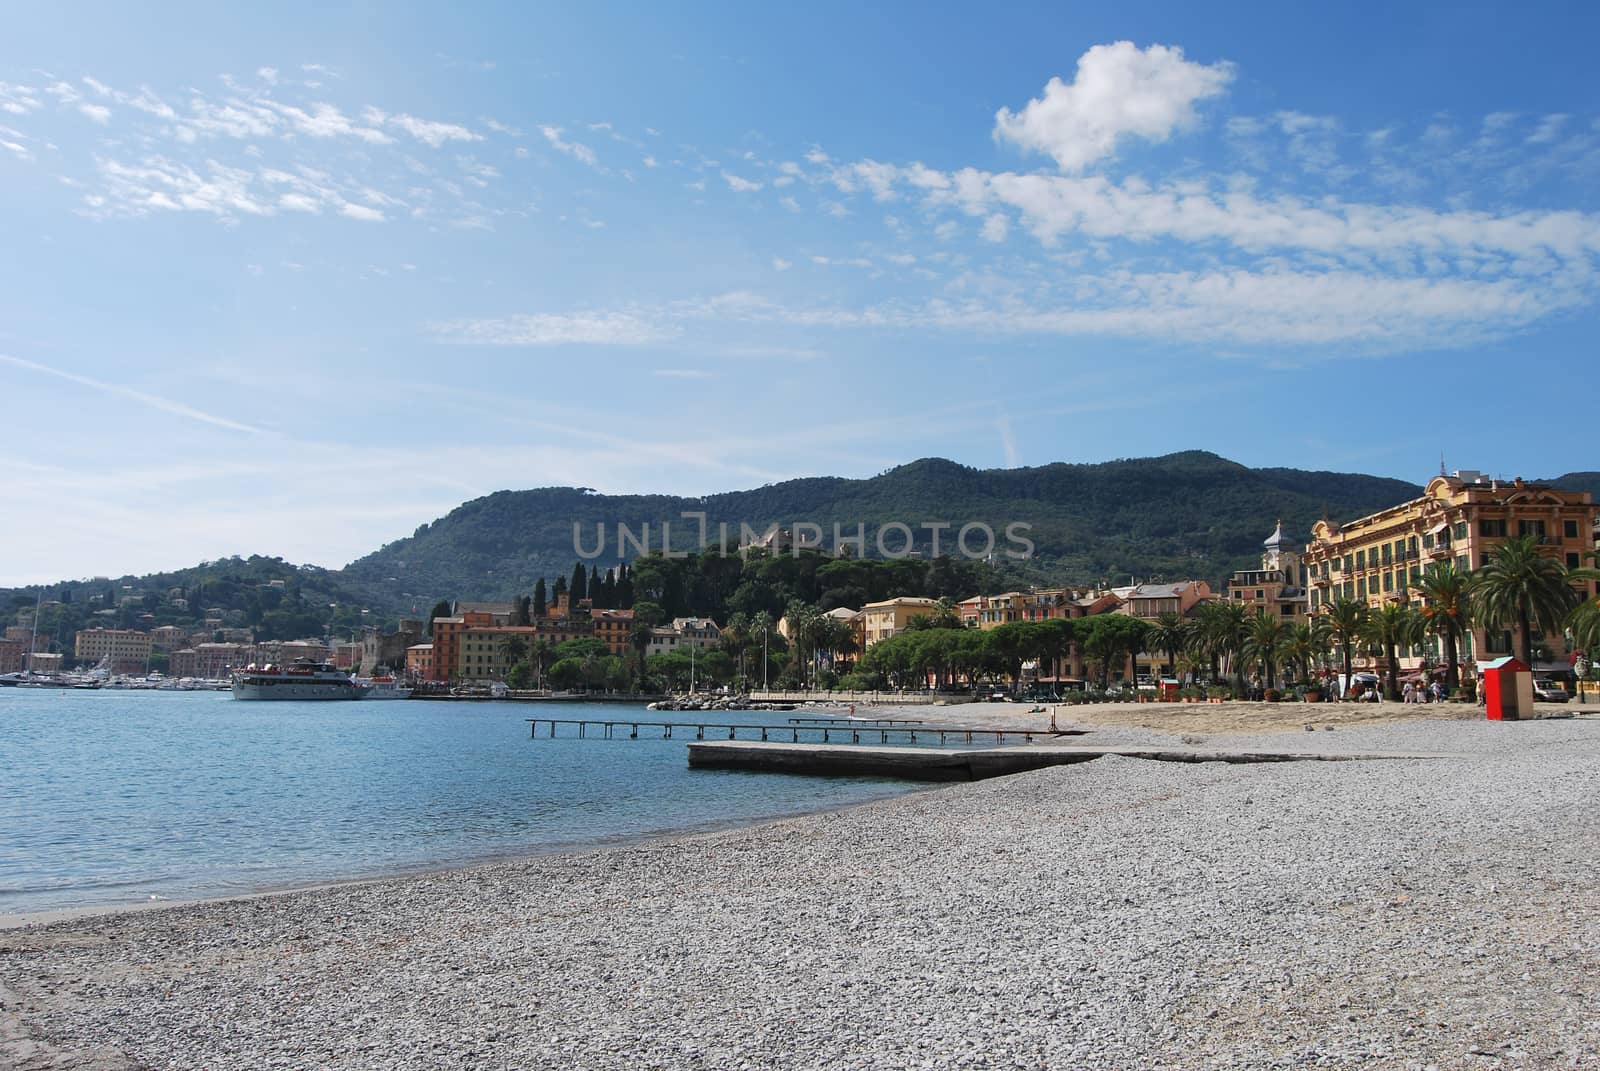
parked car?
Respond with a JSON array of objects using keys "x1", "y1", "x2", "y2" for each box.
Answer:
[{"x1": 1533, "y1": 679, "x2": 1570, "y2": 703}]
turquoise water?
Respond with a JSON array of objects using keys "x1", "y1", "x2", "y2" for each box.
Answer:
[{"x1": 0, "y1": 690, "x2": 923, "y2": 916}]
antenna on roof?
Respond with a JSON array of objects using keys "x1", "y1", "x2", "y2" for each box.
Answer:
[{"x1": 1440, "y1": 452, "x2": 1446, "y2": 477}]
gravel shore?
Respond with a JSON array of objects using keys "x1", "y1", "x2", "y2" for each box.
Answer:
[{"x1": 3, "y1": 715, "x2": 1598, "y2": 1070}]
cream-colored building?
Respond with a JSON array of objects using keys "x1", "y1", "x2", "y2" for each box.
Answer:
[
  {"x1": 1305, "y1": 471, "x2": 1598, "y2": 671},
  {"x1": 859, "y1": 597, "x2": 942, "y2": 648},
  {"x1": 73, "y1": 628, "x2": 154, "y2": 674},
  {"x1": 1226, "y1": 522, "x2": 1311, "y2": 625}
]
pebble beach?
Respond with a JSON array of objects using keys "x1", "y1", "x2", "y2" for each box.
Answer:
[{"x1": 3, "y1": 705, "x2": 1598, "y2": 1070}]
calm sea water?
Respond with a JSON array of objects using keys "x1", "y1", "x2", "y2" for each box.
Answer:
[{"x1": 0, "y1": 690, "x2": 924, "y2": 916}]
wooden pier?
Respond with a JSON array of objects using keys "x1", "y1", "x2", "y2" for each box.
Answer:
[
  {"x1": 526, "y1": 718, "x2": 1085, "y2": 745},
  {"x1": 685, "y1": 740, "x2": 1449, "y2": 781}
]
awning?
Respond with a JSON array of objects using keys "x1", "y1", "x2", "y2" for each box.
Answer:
[{"x1": 1426, "y1": 521, "x2": 1448, "y2": 535}]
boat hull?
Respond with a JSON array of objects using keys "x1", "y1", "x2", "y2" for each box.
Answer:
[{"x1": 231, "y1": 680, "x2": 370, "y2": 700}]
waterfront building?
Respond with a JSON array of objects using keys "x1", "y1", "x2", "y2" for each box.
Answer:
[
  {"x1": 1226, "y1": 522, "x2": 1311, "y2": 625},
  {"x1": 859, "y1": 597, "x2": 943, "y2": 648},
  {"x1": 1304, "y1": 470, "x2": 1599, "y2": 673},
  {"x1": 333, "y1": 642, "x2": 363, "y2": 669},
  {"x1": 457, "y1": 625, "x2": 540, "y2": 680},
  {"x1": 28, "y1": 652, "x2": 63, "y2": 674},
  {"x1": 406, "y1": 643, "x2": 434, "y2": 677},
  {"x1": 588, "y1": 608, "x2": 635, "y2": 656},
  {"x1": 429, "y1": 611, "x2": 494, "y2": 681},
  {"x1": 0, "y1": 638, "x2": 23, "y2": 674},
  {"x1": 151, "y1": 625, "x2": 189, "y2": 651},
  {"x1": 171, "y1": 642, "x2": 249, "y2": 679},
  {"x1": 1114, "y1": 580, "x2": 1212, "y2": 620},
  {"x1": 73, "y1": 628, "x2": 154, "y2": 674}
]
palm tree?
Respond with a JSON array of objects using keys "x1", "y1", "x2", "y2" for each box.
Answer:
[
  {"x1": 1417, "y1": 561, "x2": 1471, "y2": 692},
  {"x1": 1319, "y1": 597, "x2": 1368, "y2": 699},
  {"x1": 1281, "y1": 621, "x2": 1317, "y2": 685},
  {"x1": 496, "y1": 634, "x2": 529, "y2": 675},
  {"x1": 1206, "y1": 601, "x2": 1251, "y2": 686},
  {"x1": 1149, "y1": 611, "x2": 1187, "y2": 680},
  {"x1": 1470, "y1": 534, "x2": 1580, "y2": 667},
  {"x1": 1244, "y1": 610, "x2": 1290, "y2": 691},
  {"x1": 1364, "y1": 602, "x2": 1424, "y2": 701}
]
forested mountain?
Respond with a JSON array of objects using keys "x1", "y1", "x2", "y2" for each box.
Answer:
[
  {"x1": 6, "y1": 451, "x2": 1482, "y2": 633},
  {"x1": 340, "y1": 451, "x2": 1423, "y2": 607}
]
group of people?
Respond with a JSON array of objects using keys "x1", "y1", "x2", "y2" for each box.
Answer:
[{"x1": 1400, "y1": 679, "x2": 1448, "y2": 704}]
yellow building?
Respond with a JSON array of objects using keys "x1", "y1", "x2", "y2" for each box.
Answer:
[
  {"x1": 73, "y1": 628, "x2": 154, "y2": 674},
  {"x1": 859, "y1": 597, "x2": 942, "y2": 648},
  {"x1": 1226, "y1": 522, "x2": 1311, "y2": 625},
  {"x1": 1305, "y1": 471, "x2": 1598, "y2": 670}
]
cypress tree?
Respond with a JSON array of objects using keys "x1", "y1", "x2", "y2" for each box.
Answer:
[
  {"x1": 533, "y1": 578, "x2": 547, "y2": 618},
  {"x1": 570, "y1": 562, "x2": 588, "y2": 604},
  {"x1": 426, "y1": 599, "x2": 452, "y2": 636},
  {"x1": 588, "y1": 566, "x2": 604, "y2": 608},
  {"x1": 602, "y1": 567, "x2": 617, "y2": 609},
  {"x1": 616, "y1": 565, "x2": 634, "y2": 609}
]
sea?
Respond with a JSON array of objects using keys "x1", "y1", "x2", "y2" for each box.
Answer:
[{"x1": 0, "y1": 689, "x2": 925, "y2": 917}]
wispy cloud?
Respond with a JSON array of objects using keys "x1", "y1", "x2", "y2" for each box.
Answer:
[
  {"x1": 0, "y1": 354, "x2": 264, "y2": 433},
  {"x1": 430, "y1": 310, "x2": 672, "y2": 346},
  {"x1": 540, "y1": 125, "x2": 598, "y2": 167},
  {"x1": 653, "y1": 368, "x2": 713, "y2": 379}
]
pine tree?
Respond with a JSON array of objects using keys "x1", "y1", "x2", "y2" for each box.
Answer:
[
  {"x1": 532, "y1": 578, "x2": 547, "y2": 619},
  {"x1": 570, "y1": 562, "x2": 588, "y2": 604}
]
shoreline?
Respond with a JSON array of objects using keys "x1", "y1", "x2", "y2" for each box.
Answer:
[{"x1": 3, "y1": 715, "x2": 1598, "y2": 1067}]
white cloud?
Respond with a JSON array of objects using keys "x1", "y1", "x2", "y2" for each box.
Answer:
[
  {"x1": 1, "y1": 81, "x2": 43, "y2": 114},
  {"x1": 980, "y1": 213, "x2": 1009, "y2": 242},
  {"x1": 540, "y1": 125, "x2": 598, "y2": 167},
  {"x1": 340, "y1": 202, "x2": 385, "y2": 222},
  {"x1": 772, "y1": 257, "x2": 792, "y2": 271},
  {"x1": 78, "y1": 103, "x2": 112, "y2": 124},
  {"x1": 779, "y1": 196, "x2": 800, "y2": 213},
  {"x1": 1527, "y1": 114, "x2": 1569, "y2": 145},
  {"x1": 387, "y1": 113, "x2": 481, "y2": 148},
  {"x1": 431, "y1": 311, "x2": 671, "y2": 346},
  {"x1": 257, "y1": 67, "x2": 279, "y2": 85},
  {"x1": 722, "y1": 170, "x2": 762, "y2": 192},
  {"x1": 653, "y1": 368, "x2": 713, "y2": 379},
  {"x1": 994, "y1": 41, "x2": 1233, "y2": 171}
]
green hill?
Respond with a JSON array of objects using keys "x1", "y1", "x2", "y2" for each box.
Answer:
[
  {"x1": 341, "y1": 450, "x2": 1423, "y2": 605},
  {"x1": 3, "y1": 451, "x2": 1442, "y2": 635}
]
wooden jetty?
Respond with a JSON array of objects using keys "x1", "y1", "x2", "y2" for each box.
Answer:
[
  {"x1": 526, "y1": 718, "x2": 1084, "y2": 744},
  {"x1": 685, "y1": 740, "x2": 1447, "y2": 781}
]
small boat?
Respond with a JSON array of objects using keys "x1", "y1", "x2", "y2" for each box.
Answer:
[
  {"x1": 356, "y1": 676, "x2": 413, "y2": 700},
  {"x1": 231, "y1": 659, "x2": 372, "y2": 700}
]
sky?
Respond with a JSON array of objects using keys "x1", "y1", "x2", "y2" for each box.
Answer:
[{"x1": 2, "y1": 1, "x2": 1598, "y2": 585}]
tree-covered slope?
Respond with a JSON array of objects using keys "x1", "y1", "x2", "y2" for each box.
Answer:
[{"x1": 341, "y1": 451, "x2": 1423, "y2": 604}]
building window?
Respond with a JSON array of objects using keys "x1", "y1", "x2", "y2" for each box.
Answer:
[
  {"x1": 1382, "y1": 572, "x2": 1393, "y2": 593},
  {"x1": 1356, "y1": 549, "x2": 1367, "y2": 570},
  {"x1": 1486, "y1": 629, "x2": 1512, "y2": 654},
  {"x1": 1357, "y1": 578, "x2": 1367, "y2": 597},
  {"x1": 1564, "y1": 520, "x2": 1580, "y2": 539},
  {"x1": 1381, "y1": 545, "x2": 1392, "y2": 565},
  {"x1": 1479, "y1": 519, "x2": 1507, "y2": 538},
  {"x1": 1519, "y1": 520, "x2": 1546, "y2": 538},
  {"x1": 1453, "y1": 521, "x2": 1469, "y2": 541},
  {"x1": 1567, "y1": 553, "x2": 1581, "y2": 568}
]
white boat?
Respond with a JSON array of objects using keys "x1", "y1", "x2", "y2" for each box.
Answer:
[
  {"x1": 356, "y1": 676, "x2": 413, "y2": 700},
  {"x1": 231, "y1": 659, "x2": 372, "y2": 700}
]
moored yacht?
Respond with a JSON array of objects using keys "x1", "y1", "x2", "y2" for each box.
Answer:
[{"x1": 231, "y1": 659, "x2": 372, "y2": 700}]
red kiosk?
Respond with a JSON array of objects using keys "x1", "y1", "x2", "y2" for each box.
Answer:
[{"x1": 1481, "y1": 656, "x2": 1532, "y2": 721}]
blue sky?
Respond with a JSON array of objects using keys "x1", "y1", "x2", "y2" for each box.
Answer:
[{"x1": 3, "y1": 2, "x2": 1598, "y2": 585}]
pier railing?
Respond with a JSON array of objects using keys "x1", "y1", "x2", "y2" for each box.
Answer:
[{"x1": 527, "y1": 717, "x2": 1079, "y2": 746}]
